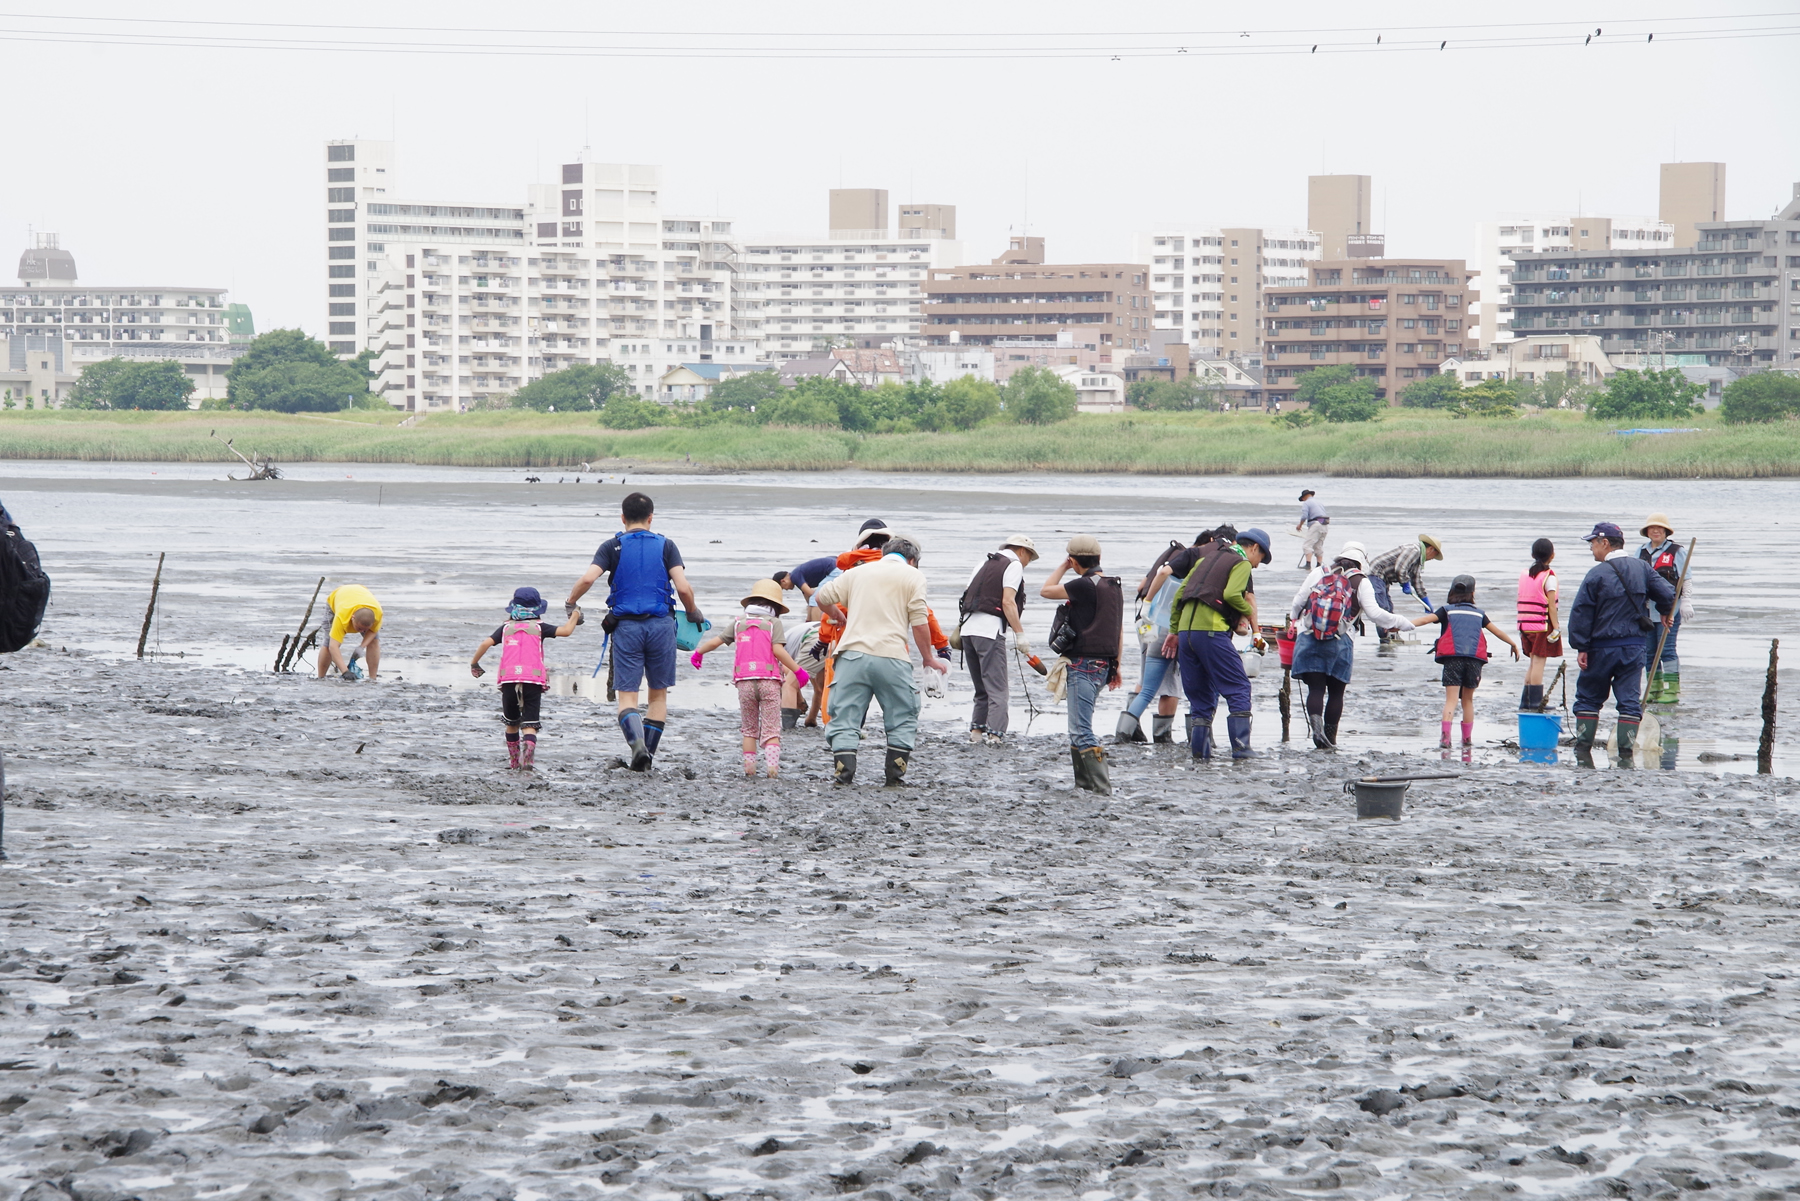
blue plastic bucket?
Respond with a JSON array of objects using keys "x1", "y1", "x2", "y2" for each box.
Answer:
[
  {"x1": 1518, "y1": 711, "x2": 1562, "y2": 750},
  {"x1": 674, "y1": 613, "x2": 712, "y2": 652}
]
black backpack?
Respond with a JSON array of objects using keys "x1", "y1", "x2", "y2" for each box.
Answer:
[{"x1": 0, "y1": 514, "x2": 50, "y2": 654}]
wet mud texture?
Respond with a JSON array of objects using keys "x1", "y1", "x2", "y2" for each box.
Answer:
[{"x1": 3, "y1": 654, "x2": 1800, "y2": 1201}]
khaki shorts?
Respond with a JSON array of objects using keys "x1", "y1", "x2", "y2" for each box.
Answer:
[{"x1": 1301, "y1": 522, "x2": 1329, "y2": 557}]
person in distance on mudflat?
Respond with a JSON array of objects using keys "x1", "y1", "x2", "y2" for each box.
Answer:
[{"x1": 317, "y1": 584, "x2": 383, "y2": 682}]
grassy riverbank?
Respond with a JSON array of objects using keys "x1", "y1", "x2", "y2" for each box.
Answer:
[{"x1": 0, "y1": 407, "x2": 1794, "y2": 477}]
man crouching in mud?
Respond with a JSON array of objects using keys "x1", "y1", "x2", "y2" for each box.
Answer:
[{"x1": 317, "y1": 584, "x2": 382, "y2": 682}]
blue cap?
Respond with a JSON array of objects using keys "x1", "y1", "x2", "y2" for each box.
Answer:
[
  {"x1": 1583, "y1": 522, "x2": 1624, "y2": 543},
  {"x1": 509, "y1": 586, "x2": 548, "y2": 617},
  {"x1": 1237, "y1": 528, "x2": 1272, "y2": 559}
]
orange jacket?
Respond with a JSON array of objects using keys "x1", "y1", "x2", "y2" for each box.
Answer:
[{"x1": 818, "y1": 546, "x2": 950, "y2": 653}]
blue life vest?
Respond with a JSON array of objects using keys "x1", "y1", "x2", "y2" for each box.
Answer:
[
  {"x1": 607, "y1": 529, "x2": 674, "y2": 617},
  {"x1": 1433, "y1": 602, "x2": 1489, "y2": 662}
]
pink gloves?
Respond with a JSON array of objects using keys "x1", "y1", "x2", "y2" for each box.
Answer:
[
  {"x1": 794, "y1": 669, "x2": 811, "y2": 687},
  {"x1": 689, "y1": 651, "x2": 704, "y2": 670}
]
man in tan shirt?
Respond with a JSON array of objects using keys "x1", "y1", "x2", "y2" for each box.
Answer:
[{"x1": 813, "y1": 534, "x2": 947, "y2": 787}]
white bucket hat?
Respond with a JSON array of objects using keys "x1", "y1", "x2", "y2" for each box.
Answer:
[{"x1": 1336, "y1": 540, "x2": 1369, "y2": 571}]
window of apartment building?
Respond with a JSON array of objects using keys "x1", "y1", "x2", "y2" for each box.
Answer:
[
  {"x1": 329, "y1": 264, "x2": 354, "y2": 278},
  {"x1": 329, "y1": 285, "x2": 355, "y2": 298},
  {"x1": 327, "y1": 188, "x2": 355, "y2": 203},
  {"x1": 327, "y1": 167, "x2": 354, "y2": 183},
  {"x1": 328, "y1": 145, "x2": 354, "y2": 162},
  {"x1": 367, "y1": 243, "x2": 385, "y2": 253},
  {"x1": 329, "y1": 246, "x2": 355, "y2": 260},
  {"x1": 328, "y1": 228, "x2": 355, "y2": 241}
]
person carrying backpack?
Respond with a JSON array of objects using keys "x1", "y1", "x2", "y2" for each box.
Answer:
[
  {"x1": 1167, "y1": 528, "x2": 1272, "y2": 761},
  {"x1": 1411, "y1": 574, "x2": 1522, "y2": 750},
  {"x1": 1285, "y1": 542, "x2": 1415, "y2": 750},
  {"x1": 0, "y1": 495, "x2": 50, "y2": 863}
]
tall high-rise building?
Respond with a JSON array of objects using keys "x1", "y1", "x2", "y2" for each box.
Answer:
[
  {"x1": 1660, "y1": 162, "x2": 1727, "y2": 249},
  {"x1": 1134, "y1": 226, "x2": 1319, "y2": 360},
  {"x1": 1474, "y1": 215, "x2": 1674, "y2": 346},
  {"x1": 829, "y1": 188, "x2": 888, "y2": 235},
  {"x1": 525, "y1": 158, "x2": 754, "y2": 397},
  {"x1": 1308, "y1": 175, "x2": 1374, "y2": 260},
  {"x1": 323, "y1": 139, "x2": 528, "y2": 411}
]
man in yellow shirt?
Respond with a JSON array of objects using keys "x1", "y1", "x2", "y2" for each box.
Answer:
[{"x1": 318, "y1": 584, "x2": 383, "y2": 681}]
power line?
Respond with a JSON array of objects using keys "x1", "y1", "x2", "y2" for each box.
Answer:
[{"x1": 0, "y1": 22, "x2": 1791, "y2": 59}]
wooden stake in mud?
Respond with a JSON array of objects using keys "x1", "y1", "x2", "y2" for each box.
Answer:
[
  {"x1": 274, "y1": 634, "x2": 291, "y2": 673},
  {"x1": 1278, "y1": 666, "x2": 1292, "y2": 742},
  {"x1": 1759, "y1": 639, "x2": 1778, "y2": 775},
  {"x1": 278, "y1": 577, "x2": 327, "y2": 673},
  {"x1": 135, "y1": 552, "x2": 165, "y2": 660}
]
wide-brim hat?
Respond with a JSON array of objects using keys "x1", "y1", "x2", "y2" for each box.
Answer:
[
  {"x1": 1639, "y1": 513, "x2": 1675, "y2": 537},
  {"x1": 853, "y1": 518, "x2": 890, "y2": 549},
  {"x1": 1419, "y1": 534, "x2": 1444, "y2": 556},
  {"x1": 1001, "y1": 534, "x2": 1038, "y2": 560},
  {"x1": 1298, "y1": 489, "x2": 1316, "y2": 501},
  {"x1": 1336, "y1": 540, "x2": 1369, "y2": 571},
  {"x1": 509, "y1": 586, "x2": 548, "y2": 617},
  {"x1": 741, "y1": 578, "x2": 790, "y2": 614}
]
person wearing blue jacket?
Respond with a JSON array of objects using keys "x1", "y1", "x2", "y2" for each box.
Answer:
[{"x1": 1566, "y1": 521, "x2": 1675, "y2": 767}]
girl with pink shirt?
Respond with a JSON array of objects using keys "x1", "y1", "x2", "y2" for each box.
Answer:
[{"x1": 690, "y1": 579, "x2": 810, "y2": 778}]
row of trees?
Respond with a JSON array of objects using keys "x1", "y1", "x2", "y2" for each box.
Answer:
[
  {"x1": 574, "y1": 365, "x2": 1079, "y2": 432},
  {"x1": 1272, "y1": 363, "x2": 1728, "y2": 426}
]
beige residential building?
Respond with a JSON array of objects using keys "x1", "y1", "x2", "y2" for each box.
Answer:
[
  {"x1": 1660, "y1": 163, "x2": 1727, "y2": 248},
  {"x1": 830, "y1": 189, "x2": 888, "y2": 234},
  {"x1": 899, "y1": 203, "x2": 956, "y2": 238},
  {"x1": 921, "y1": 237, "x2": 1153, "y2": 363},
  {"x1": 1262, "y1": 258, "x2": 1476, "y2": 408},
  {"x1": 1308, "y1": 175, "x2": 1374, "y2": 260},
  {"x1": 1475, "y1": 214, "x2": 1674, "y2": 347}
]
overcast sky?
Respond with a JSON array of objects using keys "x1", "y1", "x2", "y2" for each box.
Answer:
[{"x1": 4, "y1": 2, "x2": 1794, "y2": 335}]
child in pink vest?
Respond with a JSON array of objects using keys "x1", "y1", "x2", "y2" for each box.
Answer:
[
  {"x1": 470, "y1": 587, "x2": 581, "y2": 769},
  {"x1": 690, "y1": 579, "x2": 810, "y2": 777}
]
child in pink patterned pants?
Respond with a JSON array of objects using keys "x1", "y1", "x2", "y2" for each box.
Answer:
[{"x1": 690, "y1": 580, "x2": 810, "y2": 778}]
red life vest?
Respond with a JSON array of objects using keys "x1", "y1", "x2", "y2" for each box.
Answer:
[{"x1": 1433, "y1": 604, "x2": 1490, "y2": 662}]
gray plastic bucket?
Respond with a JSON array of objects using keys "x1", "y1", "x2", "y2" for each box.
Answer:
[{"x1": 1345, "y1": 778, "x2": 1408, "y2": 820}]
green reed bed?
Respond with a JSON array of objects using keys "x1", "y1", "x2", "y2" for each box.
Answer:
[{"x1": 2, "y1": 408, "x2": 1797, "y2": 477}]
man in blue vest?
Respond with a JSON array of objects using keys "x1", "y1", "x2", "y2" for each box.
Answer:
[{"x1": 566, "y1": 491, "x2": 704, "y2": 772}]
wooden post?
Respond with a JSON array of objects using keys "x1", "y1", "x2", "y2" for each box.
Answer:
[
  {"x1": 135, "y1": 552, "x2": 165, "y2": 660},
  {"x1": 274, "y1": 634, "x2": 291, "y2": 673},
  {"x1": 279, "y1": 577, "x2": 326, "y2": 672},
  {"x1": 1759, "y1": 639, "x2": 1778, "y2": 775},
  {"x1": 1278, "y1": 667, "x2": 1292, "y2": 742}
]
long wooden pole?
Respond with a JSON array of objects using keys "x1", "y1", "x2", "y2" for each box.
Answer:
[
  {"x1": 135, "y1": 553, "x2": 164, "y2": 660},
  {"x1": 1759, "y1": 639, "x2": 1778, "y2": 775},
  {"x1": 279, "y1": 577, "x2": 327, "y2": 673}
]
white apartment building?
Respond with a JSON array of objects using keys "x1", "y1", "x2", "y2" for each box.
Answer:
[
  {"x1": 1474, "y1": 214, "x2": 1674, "y2": 347},
  {"x1": 325, "y1": 139, "x2": 531, "y2": 410},
  {"x1": 738, "y1": 229, "x2": 965, "y2": 361},
  {"x1": 324, "y1": 142, "x2": 759, "y2": 409},
  {"x1": 526, "y1": 159, "x2": 758, "y2": 398},
  {"x1": 1135, "y1": 226, "x2": 1319, "y2": 360}
]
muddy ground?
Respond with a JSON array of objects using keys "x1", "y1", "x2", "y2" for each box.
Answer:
[{"x1": 1, "y1": 650, "x2": 1798, "y2": 1201}]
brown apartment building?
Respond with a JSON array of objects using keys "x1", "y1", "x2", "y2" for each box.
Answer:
[
  {"x1": 921, "y1": 237, "x2": 1153, "y2": 363},
  {"x1": 1261, "y1": 258, "x2": 1475, "y2": 408}
]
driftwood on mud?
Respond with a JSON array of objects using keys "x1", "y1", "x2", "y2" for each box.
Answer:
[
  {"x1": 1760, "y1": 639, "x2": 1778, "y2": 774},
  {"x1": 277, "y1": 577, "x2": 327, "y2": 673}
]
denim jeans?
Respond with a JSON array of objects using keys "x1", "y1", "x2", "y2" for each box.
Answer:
[
  {"x1": 1125, "y1": 651, "x2": 1175, "y2": 719},
  {"x1": 1066, "y1": 657, "x2": 1111, "y2": 750},
  {"x1": 1643, "y1": 613, "x2": 1680, "y2": 672}
]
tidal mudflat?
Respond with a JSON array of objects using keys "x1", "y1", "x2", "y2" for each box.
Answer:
[{"x1": 1, "y1": 466, "x2": 1798, "y2": 1198}]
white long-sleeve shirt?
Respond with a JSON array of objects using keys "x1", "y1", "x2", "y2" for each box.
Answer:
[{"x1": 1288, "y1": 567, "x2": 1416, "y2": 635}]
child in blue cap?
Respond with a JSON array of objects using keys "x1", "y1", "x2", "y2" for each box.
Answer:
[{"x1": 470, "y1": 587, "x2": 581, "y2": 769}]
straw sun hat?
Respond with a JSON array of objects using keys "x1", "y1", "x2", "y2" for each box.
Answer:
[{"x1": 741, "y1": 579, "x2": 790, "y2": 614}]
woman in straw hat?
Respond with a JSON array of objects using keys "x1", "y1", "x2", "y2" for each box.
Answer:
[
  {"x1": 1635, "y1": 514, "x2": 1688, "y2": 703},
  {"x1": 689, "y1": 579, "x2": 812, "y2": 778}
]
